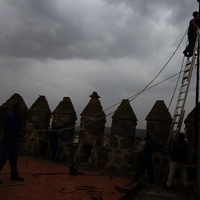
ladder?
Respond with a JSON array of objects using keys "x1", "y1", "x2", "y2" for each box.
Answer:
[
  {"x1": 157, "y1": 31, "x2": 200, "y2": 187},
  {"x1": 158, "y1": 32, "x2": 199, "y2": 186},
  {"x1": 168, "y1": 32, "x2": 199, "y2": 142}
]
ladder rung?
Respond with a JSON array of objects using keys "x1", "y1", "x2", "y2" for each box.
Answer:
[
  {"x1": 186, "y1": 62, "x2": 191, "y2": 66},
  {"x1": 183, "y1": 75, "x2": 189, "y2": 79}
]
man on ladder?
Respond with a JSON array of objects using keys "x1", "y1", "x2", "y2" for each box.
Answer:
[
  {"x1": 183, "y1": 11, "x2": 200, "y2": 57},
  {"x1": 158, "y1": 11, "x2": 200, "y2": 187}
]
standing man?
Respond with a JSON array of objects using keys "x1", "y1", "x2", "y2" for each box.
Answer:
[
  {"x1": 183, "y1": 11, "x2": 200, "y2": 57},
  {"x1": 166, "y1": 132, "x2": 189, "y2": 189},
  {"x1": 0, "y1": 103, "x2": 26, "y2": 184},
  {"x1": 49, "y1": 121, "x2": 64, "y2": 162},
  {"x1": 134, "y1": 133, "x2": 164, "y2": 184}
]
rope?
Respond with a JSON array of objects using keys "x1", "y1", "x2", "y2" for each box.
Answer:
[
  {"x1": 30, "y1": 28, "x2": 187, "y2": 134},
  {"x1": 60, "y1": 185, "x2": 104, "y2": 198},
  {"x1": 103, "y1": 28, "x2": 188, "y2": 180},
  {"x1": 0, "y1": 29, "x2": 187, "y2": 188},
  {"x1": 23, "y1": 29, "x2": 188, "y2": 176}
]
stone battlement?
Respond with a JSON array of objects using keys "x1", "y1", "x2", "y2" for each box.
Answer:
[{"x1": 0, "y1": 92, "x2": 198, "y2": 178}]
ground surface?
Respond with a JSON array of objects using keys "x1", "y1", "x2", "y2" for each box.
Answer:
[
  {"x1": 0, "y1": 156, "x2": 132, "y2": 200},
  {"x1": 0, "y1": 156, "x2": 198, "y2": 200},
  {"x1": 133, "y1": 176, "x2": 197, "y2": 200}
]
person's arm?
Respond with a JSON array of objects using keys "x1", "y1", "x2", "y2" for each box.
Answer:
[{"x1": 184, "y1": 132, "x2": 188, "y2": 143}]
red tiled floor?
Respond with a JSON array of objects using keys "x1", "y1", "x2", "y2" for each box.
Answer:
[{"x1": 0, "y1": 156, "x2": 133, "y2": 200}]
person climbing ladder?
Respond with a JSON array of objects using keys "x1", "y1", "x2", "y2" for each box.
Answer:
[{"x1": 183, "y1": 11, "x2": 200, "y2": 57}]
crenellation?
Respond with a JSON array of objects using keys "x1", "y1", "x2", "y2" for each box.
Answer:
[
  {"x1": 0, "y1": 93, "x2": 28, "y2": 135},
  {"x1": 145, "y1": 100, "x2": 172, "y2": 145},
  {"x1": 28, "y1": 95, "x2": 51, "y2": 130},
  {"x1": 0, "y1": 92, "x2": 198, "y2": 184},
  {"x1": 74, "y1": 92, "x2": 106, "y2": 164},
  {"x1": 110, "y1": 99, "x2": 137, "y2": 150},
  {"x1": 145, "y1": 100, "x2": 172, "y2": 180}
]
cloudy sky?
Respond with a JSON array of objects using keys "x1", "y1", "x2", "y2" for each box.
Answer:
[{"x1": 0, "y1": 0, "x2": 199, "y2": 129}]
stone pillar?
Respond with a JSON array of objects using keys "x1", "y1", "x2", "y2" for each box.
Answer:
[
  {"x1": 79, "y1": 91, "x2": 106, "y2": 147},
  {"x1": 145, "y1": 100, "x2": 172, "y2": 180},
  {"x1": 52, "y1": 97, "x2": 77, "y2": 161},
  {"x1": 145, "y1": 100, "x2": 172, "y2": 145},
  {"x1": 110, "y1": 99, "x2": 137, "y2": 150},
  {"x1": 52, "y1": 97, "x2": 77, "y2": 143},
  {"x1": 0, "y1": 93, "x2": 28, "y2": 133},
  {"x1": 74, "y1": 91, "x2": 106, "y2": 163},
  {"x1": 27, "y1": 95, "x2": 51, "y2": 156},
  {"x1": 28, "y1": 95, "x2": 51, "y2": 130}
]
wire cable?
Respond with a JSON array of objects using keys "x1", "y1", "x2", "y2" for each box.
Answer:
[
  {"x1": 32, "y1": 28, "x2": 188, "y2": 135},
  {"x1": 60, "y1": 185, "x2": 104, "y2": 198}
]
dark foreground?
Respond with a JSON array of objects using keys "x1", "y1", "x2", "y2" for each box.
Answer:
[{"x1": 0, "y1": 156, "x2": 198, "y2": 200}]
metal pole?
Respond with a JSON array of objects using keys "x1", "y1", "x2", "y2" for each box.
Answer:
[
  {"x1": 196, "y1": 1, "x2": 200, "y2": 197},
  {"x1": 195, "y1": 2, "x2": 200, "y2": 155}
]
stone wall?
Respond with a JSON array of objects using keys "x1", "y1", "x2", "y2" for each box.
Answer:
[
  {"x1": 90, "y1": 99, "x2": 138, "y2": 174},
  {"x1": 0, "y1": 93, "x2": 198, "y2": 180}
]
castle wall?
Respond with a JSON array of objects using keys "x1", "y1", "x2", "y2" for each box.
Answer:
[{"x1": 0, "y1": 93, "x2": 198, "y2": 183}]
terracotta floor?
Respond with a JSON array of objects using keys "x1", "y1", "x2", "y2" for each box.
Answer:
[{"x1": 0, "y1": 156, "x2": 134, "y2": 200}]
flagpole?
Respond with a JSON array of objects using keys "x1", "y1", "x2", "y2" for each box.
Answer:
[
  {"x1": 196, "y1": 0, "x2": 200, "y2": 197},
  {"x1": 196, "y1": 1, "x2": 200, "y2": 155}
]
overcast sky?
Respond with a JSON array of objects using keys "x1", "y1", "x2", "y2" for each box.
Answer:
[{"x1": 0, "y1": 0, "x2": 199, "y2": 129}]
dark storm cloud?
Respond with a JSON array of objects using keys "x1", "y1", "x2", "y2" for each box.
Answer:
[
  {"x1": 0, "y1": 0, "x2": 188, "y2": 61},
  {"x1": 0, "y1": 0, "x2": 198, "y2": 128},
  {"x1": 0, "y1": 0, "x2": 86, "y2": 59},
  {"x1": 102, "y1": 0, "x2": 196, "y2": 25}
]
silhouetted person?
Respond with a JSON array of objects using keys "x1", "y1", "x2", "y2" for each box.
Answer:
[
  {"x1": 183, "y1": 11, "x2": 200, "y2": 57},
  {"x1": 49, "y1": 121, "x2": 67, "y2": 162},
  {"x1": 166, "y1": 132, "x2": 189, "y2": 189},
  {"x1": 0, "y1": 103, "x2": 26, "y2": 184},
  {"x1": 134, "y1": 133, "x2": 164, "y2": 184}
]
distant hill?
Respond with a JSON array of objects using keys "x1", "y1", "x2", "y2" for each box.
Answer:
[
  {"x1": 75, "y1": 126, "x2": 146, "y2": 138},
  {"x1": 104, "y1": 127, "x2": 111, "y2": 135},
  {"x1": 135, "y1": 129, "x2": 146, "y2": 138},
  {"x1": 105, "y1": 127, "x2": 146, "y2": 138}
]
